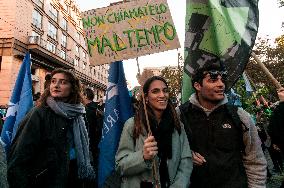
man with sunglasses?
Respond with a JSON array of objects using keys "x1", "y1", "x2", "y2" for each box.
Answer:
[{"x1": 178, "y1": 64, "x2": 267, "y2": 188}]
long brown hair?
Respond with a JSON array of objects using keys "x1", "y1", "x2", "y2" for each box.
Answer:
[
  {"x1": 37, "y1": 68, "x2": 83, "y2": 106},
  {"x1": 133, "y1": 76, "x2": 181, "y2": 139}
]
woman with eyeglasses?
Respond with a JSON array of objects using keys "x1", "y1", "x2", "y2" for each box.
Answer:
[
  {"x1": 7, "y1": 68, "x2": 95, "y2": 188},
  {"x1": 115, "y1": 76, "x2": 192, "y2": 188}
]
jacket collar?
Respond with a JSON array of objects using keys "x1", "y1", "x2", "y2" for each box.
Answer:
[{"x1": 189, "y1": 93, "x2": 228, "y2": 115}]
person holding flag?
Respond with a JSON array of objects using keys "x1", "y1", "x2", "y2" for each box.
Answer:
[
  {"x1": 178, "y1": 63, "x2": 267, "y2": 188},
  {"x1": 115, "y1": 76, "x2": 192, "y2": 188},
  {"x1": 7, "y1": 68, "x2": 95, "y2": 188}
]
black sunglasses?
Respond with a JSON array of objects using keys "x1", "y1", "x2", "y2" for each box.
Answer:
[{"x1": 203, "y1": 70, "x2": 228, "y2": 81}]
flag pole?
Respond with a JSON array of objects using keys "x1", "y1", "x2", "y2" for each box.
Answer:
[
  {"x1": 251, "y1": 52, "x2": 283, "y2": 89},
  {"x1": 136, "y1": 57, "x2": 160, "y2": 188}
]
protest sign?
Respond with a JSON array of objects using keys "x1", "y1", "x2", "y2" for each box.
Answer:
[{"x1": 82, "y1": 0, "x2": 180, "y2": 65}]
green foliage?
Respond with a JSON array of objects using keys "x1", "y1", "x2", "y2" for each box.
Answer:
[
  {"x1": 233, "y1": 33, "x2": 284, "y2": 115},
  {"x1": 233, "y1": 78, "x2": 272, "y2": 115},
  {"x1": 161, "y1": 65, "x2": 183, "y2": 104}
]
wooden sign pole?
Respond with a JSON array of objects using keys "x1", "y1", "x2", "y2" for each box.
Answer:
[{"x1": 251, "y1": 52, "x2": 282, "y2": 89}]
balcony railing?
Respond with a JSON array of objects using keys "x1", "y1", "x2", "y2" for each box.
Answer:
[{"x1": 28, "y1": 36, "x2": 74, "y2": 66}]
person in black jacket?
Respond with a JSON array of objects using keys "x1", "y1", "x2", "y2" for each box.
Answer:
[
  {"x1": 7, "y1": 68, "x2": 95, "y2": 188},
  {"x1": 269, "y1": 88, "x2": 284, "y2": 187},
  {"x1": 83, "y1": 88, "x2": 102, "y2": 176},
  {"x1": 178, "y1": 63, "x2": 267, "y2": 188}
]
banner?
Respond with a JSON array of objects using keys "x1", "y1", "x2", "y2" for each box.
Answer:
[
  {"x1": 82, "y1": 0, "x2": 180, "y2": 65},
  {"x1": 98, "y1": 61, "x2": 133, "y2": 187},
  {"x1": 182, "y1": 0, "x2": 259, "y2": 103},
  {"x1": 0, "y1": 53, "x2": 33, "y2": 152}
]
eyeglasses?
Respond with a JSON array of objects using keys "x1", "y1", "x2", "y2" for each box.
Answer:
[{"x1": 203, "y1": 70, "x2": 228, "y2": 81}]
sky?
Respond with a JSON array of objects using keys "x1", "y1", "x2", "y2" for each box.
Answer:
[{"x1": 77, "y1": 0, "x2": 284, "y2": 88}]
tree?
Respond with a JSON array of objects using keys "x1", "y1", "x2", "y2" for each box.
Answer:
[
  {"x1": 137, "y1": 69, "x2": 154, "y2": 86},
  {"x1": 161, "y1": 64, "x2": 183, "y2": 105},
  {"x1": 231, "y1": 33, "x2": 284, "y2": 115},
  {"x1": 243, "y1": 36, "x2": 284, "y2": 101}
]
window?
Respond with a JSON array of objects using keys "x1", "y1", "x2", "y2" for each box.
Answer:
[
  {"x1": 82, "y1": 62, "x2": 86, "y2": 70},
  {"x1": 61, "y1": 34, "x2": 67, "y2": 47},
  {"x1": 74, "y1": 58, "x2": 79, "y2": 66},
  {"x1": 61, "y1": 18, "x2": 67, "y2": 30},
  {"x1": 93, "y1": 69, "x2": 96, "y2": 75},
  {"x1": 78, "y1": 20, "x2": 82, "y2": 27},
  {"x1": 31, "y1": 31, "x2": 40, "y2": 37},
  {"x1": 34, "y1": 0, "x2": 43, "y2": 8},
  {"x1": 62, "y1": 2, "x2": 68, "y2": 12},
  {"x1": 49, "y1": 4, "x2": 58, "y2": 21},
  {"x1": 76, "y1": 32, "x2": 80, "y2": 41},
  {"x1": 70, "y1": 9, "x2": 75, "y2": 19},
  {"x1": 32, "y1": 10, "x2": 42, "y2": 29},
  {"x1": 48, "y1": 22, "x2": 57, "y2": 40},
  {"x1": 0, "y1": 56, "x2": 2, "y2": 71},
  {"x1": 29, "y1": 31, "x2": 40, "y2": 44},
  {"x1": 60, "y1": 50, "x2": 66, "y2": 60},
  {"x1": 47, "y1": 41, "x2": 56, "y2": 53},
  {"x1": 75, "y1": 45, "x2": 79, "y2": 53},
  {"x1": 82, "y1": 51, "x2": 86, "y2": 59}
]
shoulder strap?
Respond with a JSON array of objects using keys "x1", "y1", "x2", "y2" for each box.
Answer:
[
  {"x1": 226, "y1": 104, "x2": 246, "y2": 153},
  {"x1": 179, "y1": 102, "x2": 193, "y2": 145}
]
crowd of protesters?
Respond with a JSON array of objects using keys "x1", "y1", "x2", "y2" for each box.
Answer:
[{"x1": 0, "y1": 64, "x2": 283, "y2": 188}]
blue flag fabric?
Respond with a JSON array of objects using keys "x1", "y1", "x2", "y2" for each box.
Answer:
[
  {"x1": 98, "y1": 61, "x2": 133, "y2": 188},
  {"x1": 0, "y1": 53, "x2": 33, "y2": 152},
  {"x1": 242, "y1": 72, "x2": 254, "y2": 93},
  {"x1": 227, "y1": 88, "x2": 242, "y2": 107}
]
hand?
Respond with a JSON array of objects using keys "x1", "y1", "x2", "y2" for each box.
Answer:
[
  {"x1": 143, "y1": 136, "x2": 158, "y2": 160},
  {"x1": 273, "y1": 144, "x2": 280, "y2": 151},
  {"x1": 277, "y1": 87, "x2": 284, "y2": 102},
  {"x1": 192, "y1": 151, "x2": 206, "y2": 166}
]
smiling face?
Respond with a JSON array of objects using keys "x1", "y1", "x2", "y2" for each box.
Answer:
[
  {"x1": 50, "y1": 73, "x2": 72, "y2": 102},
  {"x1": 194, "y1": 73, "x2": 225, "y2": 109},
  {"x1": 146, "y1": 80, "x2": 169, "y2": 117}
]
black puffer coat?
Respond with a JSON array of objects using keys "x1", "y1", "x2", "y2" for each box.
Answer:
[
  {"x1": 7, "y1": 105, "x2": 73, "y2": 188},
  {"x1": 269, "y1": 102, "x2": 284, "y2": 152}
]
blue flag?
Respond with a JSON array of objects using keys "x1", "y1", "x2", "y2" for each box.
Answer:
[
  {"x1": 0, "y1": 52, "x2": 33, "y2": 152},
  {"x1": 242, "y1": 72, "x2": 254, "y2": 93},
  {"x1": 98, "y1": 61, "x2": 133, "y2": 188}
]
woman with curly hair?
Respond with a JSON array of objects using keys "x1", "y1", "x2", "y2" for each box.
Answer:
[{"x1": 7, "y1": 68, "x2": 95, "y2": 188}]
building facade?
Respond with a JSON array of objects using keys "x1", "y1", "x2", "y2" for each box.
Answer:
[
  {"x1": 143, "y1": 66, "x2": 179, "y2": 76},
  {"x1": 0, "y1": 0, "x2": 108, "y2": 107}
]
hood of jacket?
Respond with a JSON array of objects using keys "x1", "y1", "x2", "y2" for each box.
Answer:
[{"x1": 189, "y1": 93, "x2": 228, "y2": 115}]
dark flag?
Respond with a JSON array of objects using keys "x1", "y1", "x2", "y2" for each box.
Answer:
[
  {"x1": 182, "y1": 0, "x2": 259, "y2": 103},
  {"x1": 0, "y1": 53, "x2": 33, "y2": 152},
  {"x1": 98, "y1": 61, "x2": 133, "y2": 188}
]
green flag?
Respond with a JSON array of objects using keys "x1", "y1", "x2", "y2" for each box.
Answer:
[{"x1": 182, "y1": 0, "x2": 259, "y2": 104}]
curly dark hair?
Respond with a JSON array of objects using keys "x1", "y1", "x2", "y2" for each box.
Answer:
[
  {"x1": 83, "y1": 88, "x2": 95, "y2": 101},
  {"x1": 37, "y1": 68, "x2": 83, "y2": 106},
  {"x1": 191, "y1": 63, "x2": 224, "y2": 86},
  {"x1": 133, "y1": 76, "x2": 181, "y2": 139}
]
